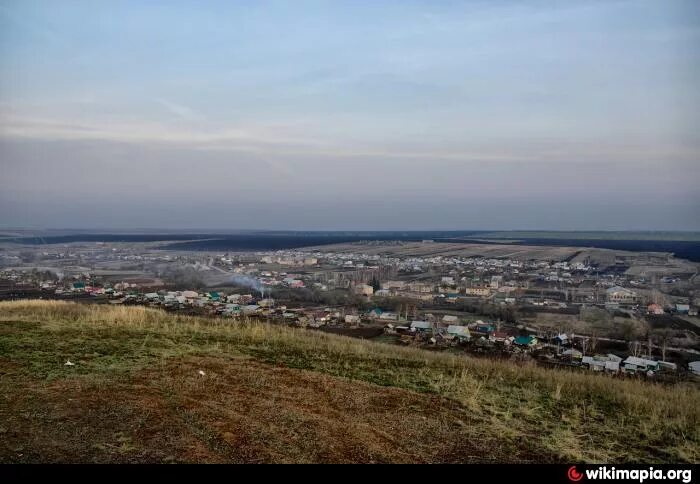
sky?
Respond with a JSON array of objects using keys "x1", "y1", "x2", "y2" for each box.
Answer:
[{"x1": 0, "y1": 0, "x2": 699, "y2": 231}]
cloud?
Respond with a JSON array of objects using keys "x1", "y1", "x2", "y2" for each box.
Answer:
[
  {"x1": 1, "y1": 111, "x2": 697, "y2": 166},
  {"x1": 154, "y1": 98, "x2": 203, "y2": 122}
]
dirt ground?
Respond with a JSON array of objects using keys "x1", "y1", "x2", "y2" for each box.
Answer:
[{"x1": 0, "y1": 356, "x2": 553, "y2": 463}]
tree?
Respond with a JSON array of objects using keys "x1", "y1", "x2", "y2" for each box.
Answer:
[
  {"x1": 628, "y1": 340, "x2": 642, "y2": 357},
  {"x1": 619, "y1": 320, "x2": 639, "y2": 342},
  {"x1": 653, "y1": 328, "x2": 673, "y2": 362}
]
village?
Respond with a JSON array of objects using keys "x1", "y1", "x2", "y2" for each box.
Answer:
[{"x1": 2, "y1": 238, "x2": 700, "y2": 382}]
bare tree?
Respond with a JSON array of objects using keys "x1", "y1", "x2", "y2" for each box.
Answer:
[
  {"x1": 628, "y1": 340, "x2": 642, "y2": 358},
  {"x1": 589, "y1": 331, "x2": 599, "y2": 354},
  {"x1": 653, "y1": 328, "x2": 673, "y2": 362}
]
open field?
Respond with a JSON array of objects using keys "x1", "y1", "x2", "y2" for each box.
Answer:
[
  {"x1": 461, "y1": 231, "x2": 700, "y2": 242},
  {"x1": 305, "y1": 241, "x2": 700, "y2": 273},
  {"x1": 306, "y1": 241, "x2": 586, "y2": 260},
  {"x1": 1, "y1": 300, "x2": 699, "y2": 463}
]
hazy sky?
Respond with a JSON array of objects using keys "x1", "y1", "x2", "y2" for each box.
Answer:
[{"x1": 1, "y1": 0, "x2": 699, "y2": 230}]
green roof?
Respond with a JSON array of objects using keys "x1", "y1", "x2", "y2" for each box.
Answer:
[{"x1": 514, "y1": 336, "x2": 536, "y2": 345}]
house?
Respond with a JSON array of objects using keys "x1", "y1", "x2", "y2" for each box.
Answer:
[
  {"x1": 606, "y1": 354, "x2": 623, "y2": 363},
  {"x1": 224, "y1": 303, "x2": 240, "y2": 315},
  {"x1": 353, "y1": 284, "x2": 374, "y2": 297},
  {"x1": 489, "y1": 331, "x2": 512, "y2": 345},
  {"x1": 561, "y1": 348, "x2": 583, "y2": 359},
  {"x1": 408, "y1": 282, "x2": 433, "y2": 294},
  {"x1": 647, "y1": 303, "x2": 664, "y2": 315},
  {"x1": 658, "y1": 361, "x2": 678, "y2": 372},
  {"x1": 345, "y1": 314, "x2": 360, "y2": 324},
  {"x1": 464, "y1": 287, "x2": 491, "y2": 297},
  {"x1": 258, "y1": 298, "x2": 275, "y2": 308},
  {"x1": 241, "y1": 304, "x2": 260, "y2": 314},
  {"x1": 471, "y1": 322, "x2": 495, "y2": 337},
  {"x1": 606, "y1": 286, "x2": 638, "y2": 304},
  {"x1": 622, "y1": 356, "x2": 659, "y2": 373},
  {"x1": 513, "y1": 335, "x2": 538, "y2": 347},
  {"x1": 379, "y1": 312, "x2": 399, "y2": 321},
  {"x1": 410, "y1": 321, "x2": 433, "y2": 333},
  {"x1": 367, "y1": 308, "x2": 383, "y2": 319},
  {"x1": 446, "y1": 325, "x2": 471, "y2": 341},
  {"x1": 442, "y1": 315, "x2": 459, "y2": 325},
  {"x1": 582, "y1": 356, "x2": 607, "y2": 371},
  {"x1": 675, "y1": 304, "x2": 690, "y2": 314},
  {"x1": 382, "y1": 281, "x2": 405, "y2": 291},
  {"x1": 553, "y1": 333, "x2": 569, "y2": 345},
  {"x1": 689, "y1": 361, "x2": 700, "y2": 376},
  {"x1": 582, "y1": 355, "x2": 620, "y2": 372},
  {"x1": 207, "y1": 291, "x2": 221, "y2": 301}
]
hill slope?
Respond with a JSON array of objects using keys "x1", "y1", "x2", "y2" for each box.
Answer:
[{"x1": 1, "y1": 300, "x2": 698, "y2": 463}]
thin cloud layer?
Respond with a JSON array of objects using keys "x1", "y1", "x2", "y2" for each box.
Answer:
[{"x1": 1, "y1": 0, "x2": 698, "y2": 229}]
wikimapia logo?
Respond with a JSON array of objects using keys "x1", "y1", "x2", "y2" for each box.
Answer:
[
  {"x1": 567, "y1": 466, "x2": 693, "y2": 483},
  {"x1": 568, "y1": 466, "x2": 584, "y2": 482}
]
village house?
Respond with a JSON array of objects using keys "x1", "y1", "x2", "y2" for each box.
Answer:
[
  {"x1": 345, "y1": 314, "x2": 360, "y2": 324},
  {"x1": 470, "y1": 322, "x2": 495, "y2": 337},
  {"x1": 582, "y1": 355, "x2": 620, "y2": 373},
  {"x1": 513, "y1": 335, "x2": 538, "y2": 348},
  {"x1": 446, "y1": 325, "x2": 471, "y2": 341},
  {"x1": 489, "y1": 331, "x2": 513, "y2": 345},
  {"x1": 258, "y1": 298, "x2": 275, "y2": 308},
  {"x1": 675, "y1": 303, "x2": 690, "y2": 314},
  {"x1": 441, "y1": 315, "x2": 459, "y2": 325},
  {"x1": 647, "y1": 303, "x2": 664, "y2": 315},
  {"x1": 464, "y1": 287, "x2": 491, "y2": 297},
  {"x1": 561, "y1": 348, "x2": 583, "y2": 360},
  {"x1": 441, "y1": 276, "x2": 455, "y2": 286},
  {"x1": 553, "y1": 333, "x2": 569, "y2": 345},
  {"x1": 353, "y1": 284, "x2": 374, "y2": 297},
  {"x1": 410, "y1": 321, "x2": 432, "y2": 333},
  {"x1": 622, "y1": 356, "x2": 659, "y2": 374},
  {"x1": 382, "y1": 281, "x2": 406, "y2": 292},
  {"x1": 606, "y1": 286, "x2": 639, "y2": 304},
  {"x1": 407, "y1": 282, "x2": 433, "y2": 294},
  {"x1": 379, "y1": 312, "x2": 399, "y2": 322},
  {"x1": 241, "y1": 304, "x2": 260, "y2": 314}
]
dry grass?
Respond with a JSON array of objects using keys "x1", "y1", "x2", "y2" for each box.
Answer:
[{"x1": 1, "y1": 300, "x2": 699, "y2": 463}]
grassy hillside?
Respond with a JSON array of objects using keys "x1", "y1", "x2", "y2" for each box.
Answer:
[{"x1": 1, "y1": 300, "x2": 699, "y2": 463}]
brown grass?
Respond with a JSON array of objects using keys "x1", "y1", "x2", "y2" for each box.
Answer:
[{"x1": 1, "y1": 300, "x2": 699, "y2": 463}]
